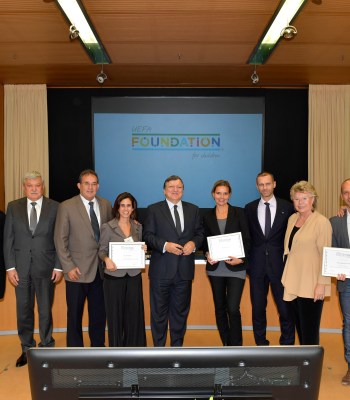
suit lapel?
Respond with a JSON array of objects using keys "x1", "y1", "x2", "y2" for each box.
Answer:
[
  {"x1": 19, "y1": 198, "x2": 31, "y2": 234},
  {"x1": 342, "y1": 214, "x2": 350, "y2": 247},
  {"x1": 76, "y1": 196, "x2": 95, "y2": 239},
  {"x1": 35, "y1": 197, "x2": 48, "y2": 234},
  {"x1": 269, "y1": 198, "x2": 286, "y2": 236},
  {"x1": 161, "y1": 201, "x2": 178, "y2": 234},
  {"x1": 252, "y1": 200, "x2": 264, "y2": 237},
  {"x1": 206, "y1": 207, "x2": 221, "y2": 235},
  {"x1": 96, "y1": 196, "x2": 107, "y2": 225}
]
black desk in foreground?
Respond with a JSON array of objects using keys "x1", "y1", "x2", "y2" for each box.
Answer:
[{"x1": 28, "y1": 346, "x2": 323, "y2": 400}]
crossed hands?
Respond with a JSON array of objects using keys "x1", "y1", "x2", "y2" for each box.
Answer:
[{"x1": 165, "y1": 241, "x2": 195, "y2": 256}]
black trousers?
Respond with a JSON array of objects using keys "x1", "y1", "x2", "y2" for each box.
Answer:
[
  {"x1": 15, "y1": 274, "x2": 55, "y2": 351},
  {"x1": 103, "y1": 273, "x2": 146, "y2": 347},
  {"x1": 250, "y1": 273, "x2": 295, "y2": 345},
  {"x1": 208, "y1": 275, "x2": 245, "y2": 346},
  {"x1": 65, "y1": 270, "x2": 106, "y2": 347},
  {"x1": 150, "y1": 271, "x2": 192, "y2": 347},
  {"x1": 289, "y1": 297, "x2": 323, "y2": 345}
]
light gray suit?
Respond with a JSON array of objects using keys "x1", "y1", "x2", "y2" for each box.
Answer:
[
  {"x1": 54, "y1": 194, "x2": 113, "y2": 346},
  {"x1": 54, "y1": 195, "x2": 113, "y2": 282},
  {"x1": 4, "y1": 196, "x2": 61, "y2": 351}
]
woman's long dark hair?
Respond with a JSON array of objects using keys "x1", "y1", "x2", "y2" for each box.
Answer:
[{"x1": 113, "y1": 192, "x2": 138, "y2": 221}]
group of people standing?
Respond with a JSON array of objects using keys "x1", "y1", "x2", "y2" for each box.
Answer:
[{"x1": 1, "y1": 169, "x2": 349, "y2": 386}]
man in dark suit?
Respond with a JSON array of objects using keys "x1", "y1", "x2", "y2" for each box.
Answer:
[
  {"x1": 245, "y1": 171, "x2": 295, "y2": 345},
  {"x1": 330, "y1": 178, "x2": 350, "y2": 386},
  {"x1": 143, "y1": 175, "x2": 204, "y2": 346},
  {"x1": 4, "y1": 171, "x2": 62, "y2": 367},
  {"x1": 0, "y1": 210, "x2": 5, "y2": 300},
  {"x1": 54, "y1": 169, "x2": 113, "y2": 347}
]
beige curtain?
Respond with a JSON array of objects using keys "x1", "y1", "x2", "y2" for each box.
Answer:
[
  {"x1": 309, "y1": 85, "x2": 350, "y2": 218},
  {"x1": 4, "y1": 84, "x2": 49, "y2": 206}
]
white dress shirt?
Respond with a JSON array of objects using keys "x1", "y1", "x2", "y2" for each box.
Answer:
[{"x1": 257, "y1": 195, "x2": 277, "y2": 235}]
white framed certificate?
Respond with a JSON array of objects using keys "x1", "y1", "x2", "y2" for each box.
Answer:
[
  {"x1": 207, "y1": 232, "x2": 245, "y2": 262},
  {"x1": 108, "y1": 242, "x2": 146, "y2": 269},
  {"x1": 322, "y1": 247, "x2": 350, "y2": 278}
]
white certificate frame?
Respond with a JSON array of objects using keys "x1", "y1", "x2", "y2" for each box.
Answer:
[
  {"x1": 322, "y1": 246, "x2": 350, "y2": 278},
  {"x1": 108, "y1": 242, "x2": 145, "y2": 269},
  {"x1": 207, "y1": 232, "x2": 245, "y2": 262}
]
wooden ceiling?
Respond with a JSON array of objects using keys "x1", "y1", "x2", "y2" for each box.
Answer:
[{"x1": 0, "y1": 0, "x2": 349, "y2": 88}]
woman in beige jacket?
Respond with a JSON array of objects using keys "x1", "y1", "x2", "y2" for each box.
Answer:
[{"x1": 282, "y1": 181, "x2": 332, "y2": 345}]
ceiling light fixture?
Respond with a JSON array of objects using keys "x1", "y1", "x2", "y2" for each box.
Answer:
[
  {"x1": 280, "y1": 25, "x2": 297, "y2": 40},
  {"x1": 96, "y1": 65, "x2": 107, "y2": 85},
  {"x1": 69, "y1": 24, "x2": 79, "y2": 40},
  {"x1": 248, "y1": 0, "x2": 308, "y2": 65},
  {"x1": 55, "y1": 0, "x2": 111, "y2": 64},
  {"x1": 251, "y1": 66, "x2": 259, "y2": 84}
]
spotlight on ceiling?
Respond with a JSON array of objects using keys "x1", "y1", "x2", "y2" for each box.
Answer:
[
  {"x1": 251, "y1": 67, "x2": 259, "y2": 85},
  {"x1": 69, "y1": 24, "x2": 79, "y2": 40},
  {"x1": 96, "y1": 66, "x2": 107, "y2": 85},
  {"x1": 280, "y1": 25, "x2": 297, "y2": 40}
]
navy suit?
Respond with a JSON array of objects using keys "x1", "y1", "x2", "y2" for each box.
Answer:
[
  {"x1": 143, "y1": 200, "x2": 204, "y2": 346},
  {"x1": 245, "y1": 197, "x2": 295, "y2": 345}
]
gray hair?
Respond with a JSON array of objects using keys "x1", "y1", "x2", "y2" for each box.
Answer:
[{"x1": 23, "y1": 171, "x2": 44, "y2": 184}]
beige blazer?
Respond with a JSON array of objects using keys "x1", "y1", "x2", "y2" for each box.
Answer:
[
  {"x1": 54, "y1": 195, "x2": 113, "y2": 283},
  {"x1": 281, "y1": 210, "x2": 332, "y2": 301}
]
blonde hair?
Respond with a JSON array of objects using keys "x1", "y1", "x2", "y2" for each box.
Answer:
[{"x1": 290, "y1": 180, "x2": 318, "y2": 209}]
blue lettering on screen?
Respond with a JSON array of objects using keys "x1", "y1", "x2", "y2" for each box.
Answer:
[{"x1": 94, "y1": 113, "x2": 262, "y2": 208}]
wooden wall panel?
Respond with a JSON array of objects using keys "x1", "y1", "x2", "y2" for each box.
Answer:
[{"x1": 0, "y1": 263, "x2": 342, "y2": 336}]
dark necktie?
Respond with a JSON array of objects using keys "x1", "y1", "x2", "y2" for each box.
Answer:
[
  {"x1": 89, "y1": 201, "x2": 100, "y2": 242},
  {"x1": 29, "y1": 202, "x2": 37, "y2": 234},
  {"x1": 174, "y1": 205, "x2": 182, "y2": 235},
  {"x1": 264, "y1": 202, "x2": 271, "y2": 237}
]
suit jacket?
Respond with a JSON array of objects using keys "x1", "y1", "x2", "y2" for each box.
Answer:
[
  {"x1": 330, "y1": 213, "x2": 349, "y2": 292},
  {"x1": 99, "y1": 218, "x2": 143, "y2": 277},
  {"x1": 0, "y1": 211, "x2": 6, "y2": 299},
  {"x1": 202, "y1": 204, "x2": 251, "y2": 272},
  {"x1": 3, "y1": 197, "x2": 61, "y2": 278},
  {"x1": 282, "y1": 211, "x2": 332, "y2": 300},
  {"x1": 54, "y1": 195, "x2": 113, "y2": 283},
  {"x1": 244, "y1": 197, "x2": 294, "y2": 278},
  {"x1": 143, "y1": 200, "x2": 204, "y2": 280}
]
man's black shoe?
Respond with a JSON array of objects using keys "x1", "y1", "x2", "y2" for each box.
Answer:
[{"x1": 16, "y1": 352, "x2": 27, "y2": 367}]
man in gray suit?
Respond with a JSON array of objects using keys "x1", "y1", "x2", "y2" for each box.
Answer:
[
  {"x1": 54, "y1": 169, "x2": 113, "y2": 347},
  {"x1": 330, "y1": 178, "x2": 350, "y2": 386},
  {"x1": 4, "y1": 171, "x2": 62, "y2": 367}
]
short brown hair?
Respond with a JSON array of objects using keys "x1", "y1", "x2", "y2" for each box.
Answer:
[{"x1": 211, "y1": 180, "x2": 232, "y2": 194}]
